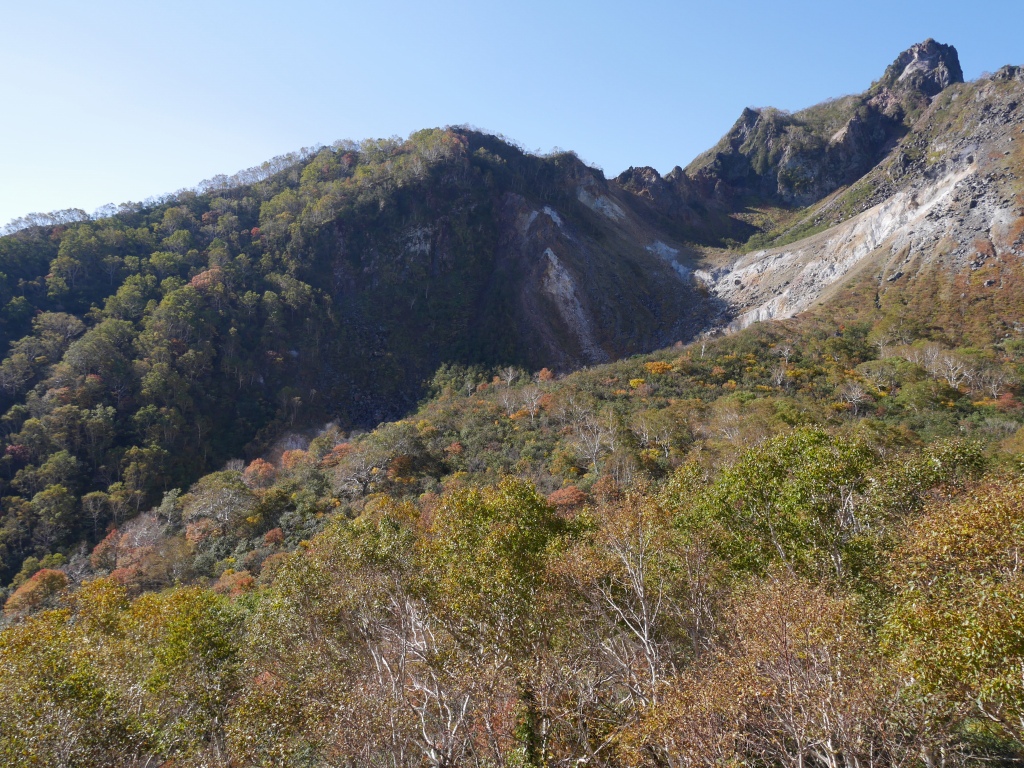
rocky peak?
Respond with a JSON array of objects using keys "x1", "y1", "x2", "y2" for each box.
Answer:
[
  {"x1": 991, "y1": 65, "x2": 1024, "y2": 83},
  {"x1": 616, "y1": 164, "x2": 701, "y2": 208},
  {"x1": 878, "y1": 39, "x2": 964, "y2": 97}
]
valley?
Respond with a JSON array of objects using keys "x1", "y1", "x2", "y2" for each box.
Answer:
[{"x1": 1, "y1": 38, "x2": 1023, "y2": 768}]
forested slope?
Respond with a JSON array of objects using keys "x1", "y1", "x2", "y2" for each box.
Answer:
[
  {"x1": 2, "y1": 308, "x2": 1023, "y2": 766},
  {"x1": 2, "y1": 37, "x2": 1024, "y2": 767},
  {"x1": 0, "y1": 128, "x2": 722, "y2": 584}
]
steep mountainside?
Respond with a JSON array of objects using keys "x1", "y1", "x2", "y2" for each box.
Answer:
[
  {"x1": 684, "y1": 39, "x2": 964, "y2": 207},
  {"x1": 704, "y1": 63, "x2": 1024, "y2": 337},
  {"x1": 0, "y1": 38, "x2": 1021, "y2": 585},
  {"x1": 3, "y1": 39, "x2": 1024, "y2": 768}
]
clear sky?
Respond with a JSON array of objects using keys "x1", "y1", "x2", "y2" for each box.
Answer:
[{"x1": 1, "y1": 0, "x2": 1021, "y2": 227}]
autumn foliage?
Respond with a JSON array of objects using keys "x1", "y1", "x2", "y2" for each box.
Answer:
[{"x1": 3, "y1": 568, "x2": 67, "y2": 615}]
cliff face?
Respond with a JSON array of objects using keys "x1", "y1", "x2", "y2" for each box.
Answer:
[
  {"x1": 312, "y1": 138, "x2": 726, "y2": 380},
  {"x1": 619, "y1": 40, "x2": 965, "y2": 215},
  {"x1": 695, "y1": 62, "x2": 1024, "y2": 340}
]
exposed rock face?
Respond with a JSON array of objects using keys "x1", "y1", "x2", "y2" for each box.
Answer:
[
  {"x1": 613, "y1": 165, "x2": 713, "y2": 227},
  {"x1": 664, "y1": 40, "x2": 966, "y2": 211},
  {"x1": 706, "y1": 162, "x2": 979, "y2": 328},
  {"x1": 502, "y1": 42, "x2": 1020, "y2": 359},
  {"x1": 700, "y1": 67, "x2": 1024, "y2": 333},
  {"x1": 615, "y1": 165, "x2": 692, "y2": 213},
  {"x1": 992, "y1": 65, "x2": 1024, "y2": 83},
  {"x1": 877, "y1": 38, "x2": 964, "y2": 97},
  {"x1": 493, "y1": 167, "x2": 720, "y2": 369}
]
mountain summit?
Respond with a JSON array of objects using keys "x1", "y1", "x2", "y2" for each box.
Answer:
[
  {"x1": 682, "y1": 39, "x2": 966, "y2": 207},
  {"x1": 878, "y1": 38, "x2": 964, "y2": 96}
]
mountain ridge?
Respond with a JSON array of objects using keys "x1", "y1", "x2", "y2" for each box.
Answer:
[
  {"x1": 3, "y1": 39, "x2": 1024, "y2": 767},
  {"x1": 0, "y1": 38, "x2": 1021, "y2": 585}
]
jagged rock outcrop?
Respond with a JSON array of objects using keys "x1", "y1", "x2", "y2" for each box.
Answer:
[
  {"x1": 679, "y1": 39, "x2": 958, "y2": 207},
  {"x1": 597, "y1": 39, "x2": 1022, "y2": 344},
  {"x1": 542, "y1": 39, "x2": 1020, "y2": 349},
  {"x1": 699, "y1": 58, "x2": 1024, "y2": 335},
  {"x1": 992, "y1": 65, "x2": 1024, "y2": 83},
  {"x1": 876, "y1": 38, "x2": 964, "y2": 98},
  {"x1": 615, "y1": 165, "x2": 699, "y2": 211}
]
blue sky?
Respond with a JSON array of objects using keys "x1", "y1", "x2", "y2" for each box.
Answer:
[{"x1": 1, "y1": 0, "x2": 1021, "y2": 226}]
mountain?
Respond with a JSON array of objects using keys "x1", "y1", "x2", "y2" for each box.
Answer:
[
  {"x1": 0, "y1": 39, "x2": 1020, "y2": 583},
  {"x1": 699, "y1": 50, "x2": 1024, "y2": 336},
  {"x1": 683, "y1": 39, "x2": 964, "y2": 208},
  {"x1": 2, "y1": 39, "x2": 1024, "y2": 767},
  {"x1": 0, "y1": 127, "x2": 726, "y2": 583}
]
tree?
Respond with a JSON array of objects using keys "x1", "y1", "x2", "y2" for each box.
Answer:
[
  {"x1": 30, "y1": 484, "x2": 77, "y2": 551},
  {"x1": 884, "y1": 478, "x2": 1024, "y2": 750},
  {"x1": 81, "y1": 491, "x2": 110, "y2": 537},
  {"x1": 181, "y1": 471, "x2": 257, "y2": 535},
  {"x1": 0, "y1": 352, "x2": 33, "y2": 396},
  {"x1": 624, "y1": 572, "x2": 929, "y2": 768},
  {"x1": 837, "y1": 380, "x2": 871, "y2": 415},
  {"x1": 568, "y1": 493, "x2": 705, "y2": 708},
  {"x1": 630, "y1": 410, "x2": 676, "y2": 460},
  {"x1": 242, "y1": 458, "x2": 276, "y2": 490},
  {"x1": 973, "y1": 363, "x2": 1011, "y2": 398},
  {"x1": 678, "y1": 430, "x2": 878, "y2": 580},
  {"x1": 570, "y1": 407, "x2": 617, "y2": 474},
  {"x1": 420, "y1": 478, "x2": 564, "y2": 643},
  {"x1": 519, "y1": 384, "x2": 543, "y2": 425},
  {"x1": 124, "y1": 587, "x2": 242, "y2": 759},
  {"x1": 227, "y1": 499, "x2": 423, "y2": 765},
  {"x1": 499, "y1": 366, "x2": 520, "y2": 386},
  {"x1": 3, "y1": 567, "x2": 67, "y2": 615},
  {"x1": 331, "y1": 422, "x2": 422, "y2": 498},
  {"x1": 0, "y1": 591, "x2": 147, "y2": 766}
]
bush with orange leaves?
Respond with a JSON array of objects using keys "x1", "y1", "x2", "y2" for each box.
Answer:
[
  {"x1": 213, "y1": 569, "x2": 256, "y2": 598},
  {"x1": 89, "y1": 527, "x2": 121, "y2": 570},
  {"x1": 263, "y1": 527, "x2": 285, "y2": 547},
  {"x1": 319, "y1": 442, "x2": 353, "y2": 468},
  {"x1": 546, "y1": 484, "x2": 588, "y2": 511},
  {"x1": 280, "y1": 449, "x2": 310, "y2": 472},
  {"x1": 3, "y1": 568, "x2": 68, "y2": 615},
  {"x1": 188, "y1": 266, "x2": 223, "y2": 290},
  {"x1": 242, "y1": 458, "x2": 276, "y2": 490}
]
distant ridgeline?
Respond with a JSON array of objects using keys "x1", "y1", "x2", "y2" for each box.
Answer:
[{"x1": 0, "y1": 145, "x2": 327, "y2": 236}]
